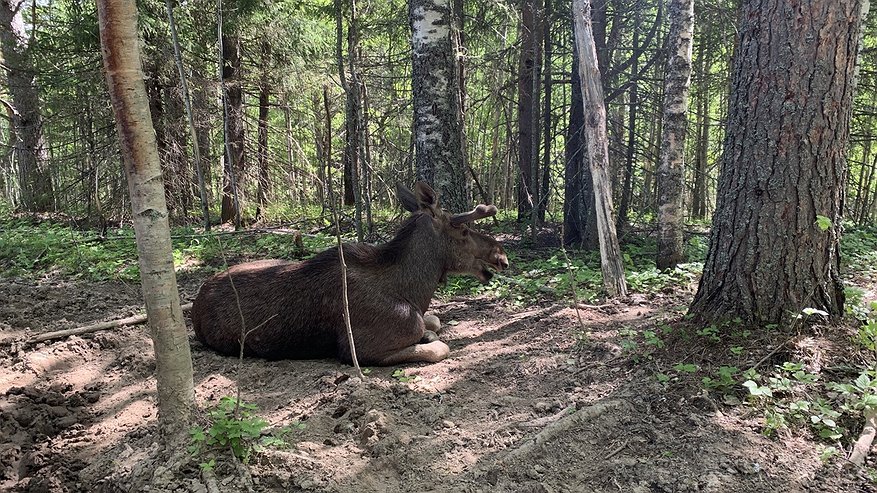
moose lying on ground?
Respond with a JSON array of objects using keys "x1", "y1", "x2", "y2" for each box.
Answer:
[{"x1": 190, "y1": 182, "x2": 508, "y2": 366}]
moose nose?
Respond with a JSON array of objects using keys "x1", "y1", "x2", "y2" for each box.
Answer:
[{"x1": 495, "y1": 253, "x2": 509, "y2": 271}]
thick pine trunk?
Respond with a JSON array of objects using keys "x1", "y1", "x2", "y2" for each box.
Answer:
[
  {"x1": 0, "y1": 0, "x2": 53, "y2": 211},
  {"x1": 572, "y1": 0, "x2": 627, "y2": 296},
  {"x1": 410, "y1": 0, "x2": 467, "y2": 212},
  {"x1": 97, "y1": 0, "x2": 194, "y2": 430},
  {"x1": 656, "y1": 0, "x2": 694, "y2": 270},
  {"x1": 690, "y1": 0, "x2": 866, "y2": 325}
]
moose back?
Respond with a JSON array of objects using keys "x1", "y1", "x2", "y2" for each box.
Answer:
[{"x1": 190, "y1": 182, "x2": 508, "y2": 366}]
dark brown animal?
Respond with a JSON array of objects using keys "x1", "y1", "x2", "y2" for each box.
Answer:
[{"x1": 190, "y1": 182, "x2": 508, "y2": 366}]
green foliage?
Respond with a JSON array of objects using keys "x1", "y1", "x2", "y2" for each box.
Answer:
[
  {"x1": 189, "y1": 397, "x2": 299, "y2": 463},
  {"x1": 0, "y1": 218, "x2": 139, "y2": 281},
  {"x1": 737, "y1": 362, "x2": 877, "y2": 444},
  {"x1": 815, "y1": 215, "x2": 832, "y2": 231},
  {"x1": 391, "y1": 369, "x2": 419, "y2": 383},
  {"x1": 0, "y1": 216, "x2": 338, "y2": 282}
]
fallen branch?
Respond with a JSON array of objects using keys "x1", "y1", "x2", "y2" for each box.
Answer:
[
  {"x1": 27, "y1": 302, "x2": 193, "y2": 344},
  {"x1": 494, "y1": 274, "x2": 557, "y2": 294},
  {"x1": 848, "y1": 407, "x2": 877, "y2": 467}
]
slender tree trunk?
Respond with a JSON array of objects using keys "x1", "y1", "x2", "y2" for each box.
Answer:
[
  {"x1": 656, "y1": 0, "x2": 694, "y2": 270},
  {"x1": 690, "y1": 32, "x2": 710, "y2": 221},
  {"x1": 539, "y1": 0, "x2": 552, "y2": 222},
  {"x1": 690, "y1": 0, "x2": 867, "y2": 325},
  {"x1": 218, "y1": 0, "x2": 242, "y2": 228},
  {"x1": 165, "y1": 0, "x2": 210, "y2": 230},
  {"x1": 616, "y1": 4, "x2": 642, "y2": 228},
  {"x1": 256, "y1": 39, "x2": 271, "y2": 221},
  {"x1": 572, "y1": 0, "x2": 627, "y2": 296},
  {"x1": 410, "y1": 0, "x2": 467, "y2": 211},
  {"x1": 97, "y1": 0, "x2": 194, "y2": 430},
  {"x1": 0, "y1": 0, "x2": 52, "y2": 211},
  {"x1": 517, "y1": 0, "x2": 538, "y2": 221}
]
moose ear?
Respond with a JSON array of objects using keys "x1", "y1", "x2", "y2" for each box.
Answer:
[
  {"x1": 397, "y1": 183, "x2": 419, "y2": 212},
  {"x1": 413, "y1": 181, "x2": 439, "y2": 211}
]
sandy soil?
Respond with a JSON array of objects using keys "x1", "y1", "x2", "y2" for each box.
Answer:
[{"x1": 0, "y1": 268, "x2": 873, "y2": 492}]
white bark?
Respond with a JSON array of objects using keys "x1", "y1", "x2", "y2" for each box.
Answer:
[
  {"x1": 97, "y1": 0, "x2": 194, "y2": 430},
  {"x1": 410, "y1": 0, "x2": 466, "y2": 211},
  {"x1": 656, "y1": 0, "x2": 694, "y2": 270}
]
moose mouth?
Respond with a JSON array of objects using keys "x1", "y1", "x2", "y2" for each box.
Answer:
[{"x1": 475, "y1": 258, "x2": 508, "y2": 284}]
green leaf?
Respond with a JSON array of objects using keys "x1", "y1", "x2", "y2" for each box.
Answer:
[
  {"x1": 815, "y1": 215, "x2": 832, "y2": 231},
  {"x1": 743, "y1": 380, "x2": 773, "y2": 397}
]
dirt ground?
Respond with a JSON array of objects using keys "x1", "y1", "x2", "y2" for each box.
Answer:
[{"x1": 0, "y1": 265, "x2": 874, "y2": 492}]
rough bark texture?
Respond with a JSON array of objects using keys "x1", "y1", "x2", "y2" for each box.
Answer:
[
  {"x1": 410, "y1": 0, "x2": 467, "y2": 212},
  {"x1": 690, "y1": 0, "x2": 868, "y2": 325},
  {"x1": 97, "y1": 0, "x2": 194, "y2": 429},
  {"x1": 572, "y1": 0, "x2": 627, "y2": 296},
  {"x1": 563, "y1": 37, "x2": 597, "y2": 250},
  {"x1": 0, "y1": 0, "x2": 53, "y2": 211},
  {"x1": 691, "y1": 34, "x2": 710, "y2": 221},
  {"x1": 517, "y1": 0, "x2": 539, "y2": 222},
  {"x1": 256, "y1": 39, "x2": 271, "y2": 220},
  {"x1": 656, "y1": 0, "x2": 694, "y2": 270},
  {"x1": 220, "y1": 27, "x2": 244, "y2": 226}
]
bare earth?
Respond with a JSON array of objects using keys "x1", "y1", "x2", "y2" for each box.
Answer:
[{"x1": 0, "y1": 270, "x2": 873, "y2": 492}]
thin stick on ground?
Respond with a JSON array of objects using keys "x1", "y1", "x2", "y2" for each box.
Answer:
[
  {"x1": 23, "y1": 303, "x2": 194, "y2": 344},
  {"x1": 324, "y1": 171, "x2": 363, "y2": 378}
]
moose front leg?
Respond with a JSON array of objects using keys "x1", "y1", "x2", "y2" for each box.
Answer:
[
  {"x1": 419, "y1": 312, "x2": 442, "y2": 343},
  {"x1": 377, "y1": 341, "x2": 450, "y2": 366}
]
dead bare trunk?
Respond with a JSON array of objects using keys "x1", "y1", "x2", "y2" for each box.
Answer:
[{"x1": 572, "y1": 0, "x2": 627, "y2": 296}]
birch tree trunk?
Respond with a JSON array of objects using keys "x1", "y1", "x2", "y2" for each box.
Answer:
[
  {"x1": 689, "y1": 0, "x2": 868, "y2": 325},
  {"x1": 656, "y1": 0, "x2": 694, "y2": 270},
  {"x1": 572, "y1": 0, "x2": 627, "y2": 296},
  {"x1": 410, "y1": 0, "x2": 467, "y2": 212},
  {"x1": 0, "y1": 0, "x2": 53, "y2": 211},
  {"x1": 97, "y1": 0, "x2": 194, "y2": 429}
]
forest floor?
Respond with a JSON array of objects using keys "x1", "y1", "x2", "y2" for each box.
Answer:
[{"x1": 1, "y1": 228, "x2": 876, "y2": 492}]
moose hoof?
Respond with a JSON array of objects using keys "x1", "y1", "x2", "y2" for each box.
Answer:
[
  {"x1": 420, "y1": 330, "x2": 440, "y2": 343},
  {"x1": 423, "y1": 341, "x2": 450, "y2": 363},
  {"x1": 424, "y1": 313, "x2": 441, "y2": 334}
]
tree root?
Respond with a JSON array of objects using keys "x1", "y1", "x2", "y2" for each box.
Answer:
[
  {"x1": 501, "y1": 399, "x2": 629, "y2": 463},
  {"x1": 848, "y1": 408, "x2": 877, "y2": 467}
]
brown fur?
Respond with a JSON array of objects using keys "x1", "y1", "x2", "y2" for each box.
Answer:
[{"x1": 190, "y1": 182, "x2": 508, "y2": 366}]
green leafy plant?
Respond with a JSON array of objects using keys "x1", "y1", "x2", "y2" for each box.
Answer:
[
  {"x1": 392, "y1": 369, "x2": 419, "y2": 383},
  {"x1": 189, "y1": 397, "x2": 295, "y2": 463}
]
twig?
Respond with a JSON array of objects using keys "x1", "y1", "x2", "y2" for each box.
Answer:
[
  {"x1": 604, "y1": 439, "x2": 629, "y2": 460},
  {"x1": 24, "y1": 303, "x2": 194, "y2": 344},
  {"x1": 749, "y1": 335, "x2": 796, "y2": 371},
  {"x1": 848, "y1": 407, "x2": 877, "y2": 467}
]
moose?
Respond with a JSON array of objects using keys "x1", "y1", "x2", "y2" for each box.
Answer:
[{"x1": 190, "y1": 182, "x2": 508, "y2": 366}]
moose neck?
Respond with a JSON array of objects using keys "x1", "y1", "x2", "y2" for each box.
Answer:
[{"x1": 389, "y1": 215, "x2": 449, "y2": 313}]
